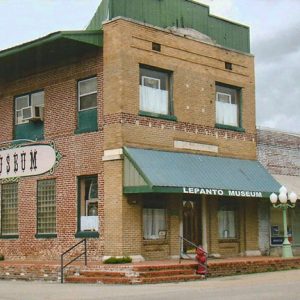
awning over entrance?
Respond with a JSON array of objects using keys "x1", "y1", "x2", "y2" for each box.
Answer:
[{"x1": 123, "y1": 147, "x2": 281, "y2": 198}]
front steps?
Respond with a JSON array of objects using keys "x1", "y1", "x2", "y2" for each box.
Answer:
[
  {"x1": 2, "y1": 257, "x2": 300, "y2": 284},
  {"x1": 65, "y1": 262, "x2": 203, "y2": 284}
]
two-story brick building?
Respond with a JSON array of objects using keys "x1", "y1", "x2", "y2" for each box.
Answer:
[{"x1": 0, "y1": 0, "x2": 280, "y2": 261}]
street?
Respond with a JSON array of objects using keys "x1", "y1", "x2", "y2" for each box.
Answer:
[{"x1": 0, "y1": 269, "x2": 300, "y2": 300}]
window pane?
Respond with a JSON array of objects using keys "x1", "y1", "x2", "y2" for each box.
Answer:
[
  {"x1": 79, "y1": 176, "x2": 99, "y2": 232},
  {"x1": 1, "y1": 183, "x2": 18, "y2": 235},
  {"x1": 15, "y1": 95, "x2": 29, "y2": 110},
  {"x1": 143, "y1": 208, "x2": 166, "y2": 239},
  {"x1": 31, "y1": 91, "x2": 44, "y2": 107},
  {"x1": 218, "y1": 210, "x2": 236, "y2": 238},
  {"x1": 80, "y1": 94, "x2": 97, "y2": 110},
  {"x1": 79, "y1": 78, "x2": 97, "y2": 96},
  {"x1": 217, "y1": 92, "x2": 231, "y2": 103},
  {"x1": 216, "y1": 101, "x2": 238, "y2": 126},
  {"x1": 142, "y1": 76, "x2": 160, "y2": 89},
  {"x1": 37, "y1": 179, "x2": 56, "y2": 234},
  {"x1": 140, "y1": 68, "x2": 169, "y2": 91},
  {"x1": 216, "y1": 84, "x2": 240, "y2": 126},
  {"x1": 140, "y1": 67, "x2": 171, "y2": 115}
]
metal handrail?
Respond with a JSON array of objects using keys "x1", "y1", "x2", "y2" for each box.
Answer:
[
  {"x1": 179, "y1": 236, "x2": 208, "y2": 277},
  {"x1": 60, "y1": 239, "x2": 87, "y2": 283}
]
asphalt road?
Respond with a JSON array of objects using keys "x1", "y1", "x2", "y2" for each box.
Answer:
[{"x1": 1, "y1": 269, "x2": 300, "y2": 300}]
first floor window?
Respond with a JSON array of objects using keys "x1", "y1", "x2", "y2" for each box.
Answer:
[
  {"x1": 78, "y1": 176, "x2": 98, "y2": 232},
  {"x1": 1, "y1": 183, "x2": 18, "y2": 236},
  {"x1": 216, "y1": 83, "x2": 241, "y2": 127},
  {"x1": 140, "y1": 65, "x2": 172, "y2": 115},
  {"x1": 37, "y1": 179, "x2": 56, "y2": 235},
  {"x1": 218, "y1": 201, "x2": 237, "y2": 239},
  {"x1": 143, "y1": 208, "x2": 166, "y2": 240}
]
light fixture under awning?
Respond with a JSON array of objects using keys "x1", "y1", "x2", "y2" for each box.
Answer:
[{"x1": 123, "y1": 147, "x2": 281, "y2": 198}]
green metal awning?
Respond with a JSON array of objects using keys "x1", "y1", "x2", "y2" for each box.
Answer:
[
  {"x1": 123, "y1": 147, "x2": 281, "y2": 198},
  {"x1": 0, "y1": 30, "x2": 103, "y2": 81}
]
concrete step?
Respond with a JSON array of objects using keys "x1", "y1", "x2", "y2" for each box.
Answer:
[
  {"x1": 140, "y1": 274, "x2": 204, "y2": 284},
  {"x1": 133, "y1": 263, "x2": 198, "y2": 272},
  {"x1": 65, "y1": 276, "x2": 131, "y2": 284},
  {"x1": 138, "y1": 268, "x2": 196, "y2": 278},
  {"x1": 78, "y1": 271, "x2": 127, "y2": 278}
]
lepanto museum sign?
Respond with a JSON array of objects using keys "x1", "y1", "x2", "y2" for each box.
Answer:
[
  {"x1": 0, "y1": 143, "x2": 61, "y2": 180},
  {"x1": 183, "y1": 187, "x2": 263, "y2": 198}
]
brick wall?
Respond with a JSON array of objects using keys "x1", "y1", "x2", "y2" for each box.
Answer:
[
  {"x1": 103, "y1": 18, "x2": 257, "y2": 160},
  {"x1": 0, "y1": 50, "x2": 105, "y2": 260},
  {"x1": 257, "y1": 128, "x2": 300, "y2": 176},
  {"x1": 0, "y1": 17, "x2": 259, "y2": 261}
]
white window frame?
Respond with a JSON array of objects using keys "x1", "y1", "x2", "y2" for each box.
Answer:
[
  {"x1": 216, "y1": 92, "x2": 232, "y2": 104},
  {"x1": 142, "y1": 76, "x2": 161, "y2": 90},
  {"x1": 78, "y1": 77, "x2": 97, "y2": 112}
]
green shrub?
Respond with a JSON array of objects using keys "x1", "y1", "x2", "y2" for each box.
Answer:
[
  {"x1": 103, "y1": 256, "x2": 132, "y2": 264},
  {"x1": 0, "y1": 254, "x2": 4, "y2": 261}
]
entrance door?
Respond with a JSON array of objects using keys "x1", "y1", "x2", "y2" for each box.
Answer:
[{"x1": 182, "y1": 197, "x2": 202, "y2": 252}]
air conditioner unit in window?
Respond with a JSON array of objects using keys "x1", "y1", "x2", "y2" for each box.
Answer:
[{"x1": 22, "y1": 106, "x2": 44, "y2": 122}]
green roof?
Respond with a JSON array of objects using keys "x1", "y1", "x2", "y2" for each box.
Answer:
[
  {"x1": 87, "y1": 0, "x2": 250, "y2": 53},
  {"x1": 0, "y1": 31, "x2": 103, "y2": 81},
  {"x1": 123, "y1": 147, "x2": 281, "y2": 198}
]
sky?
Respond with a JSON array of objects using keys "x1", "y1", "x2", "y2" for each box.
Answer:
[{"x1": 0, "y1": 0, "x2": 299, "y2": 134}]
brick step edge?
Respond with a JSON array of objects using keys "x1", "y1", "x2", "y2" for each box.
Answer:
[
  {"x1": 140, "y1": 274, "x2": 204, "y2": 284},
  {"x1": 78, "y1": 271, "x2": 127, "y2": 278},
  {"x1": 138, "y1": 269, "x2": 196, "y2": 278},
  {"x1": 133, "y1": 264, "x2": 198, "y2": 272},
  {"x1": 65, "y1": 276, "x2": 131, "y2": 284}
]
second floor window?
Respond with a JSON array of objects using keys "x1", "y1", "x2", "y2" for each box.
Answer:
[
  {"x1": 78, "y1": 77, "x2": 97, "y2": 111},
  {"x1": 15, "y1": 91, "x2": 44, "y2": 125},
  {"x1": 216, "y1": 83, "x2": 241, "y2": 127},
  {"x1": 139, "y1": 65, "x2": 172, "y2": 116}
]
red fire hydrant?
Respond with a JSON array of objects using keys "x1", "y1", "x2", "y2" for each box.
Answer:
[{"x1": 195, "y1": 247, "x2": 207, "y2": 275}]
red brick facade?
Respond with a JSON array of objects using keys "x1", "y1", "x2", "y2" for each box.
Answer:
[{"x1": 0, "y1": 17, "x2": 265, "y2": 261}]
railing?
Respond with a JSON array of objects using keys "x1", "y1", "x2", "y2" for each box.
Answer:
[
  {"x1": 179, "y1": 236, "x2": 208, "y2": 277},
  {"x1": 60, "y1": 239, "x2": 87, "y2": 283}
]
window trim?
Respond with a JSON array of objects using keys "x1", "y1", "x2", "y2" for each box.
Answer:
[
  {"x1": 78, "y1": 77, "x2": 98, "y2": 112},
  {"x1": 139, "y1": 64, "x2": 174, "y2": 118},
  {"x1": 76, "y1": 175, "x2": 99, "y2": 238},
  {"x1": 215, "y1": 82, "x2": 244, "y2": 131}
]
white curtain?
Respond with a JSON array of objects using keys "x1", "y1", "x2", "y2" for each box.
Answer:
[
  {"x1": 218, "y1": 210, "x2": 236, "y2": 238},
  {"x1": 143, "y1": 208, "x2": 166, "y2": 239},
  {"x1": 140, "y1": 86, "x2": 168, "y2": 115},
  {"x1": 216, "y1": 101, "x2": 238, "y2": 126},
  {"x1": 81, "y1": 216, "x2": 99, "y2": 231}
]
